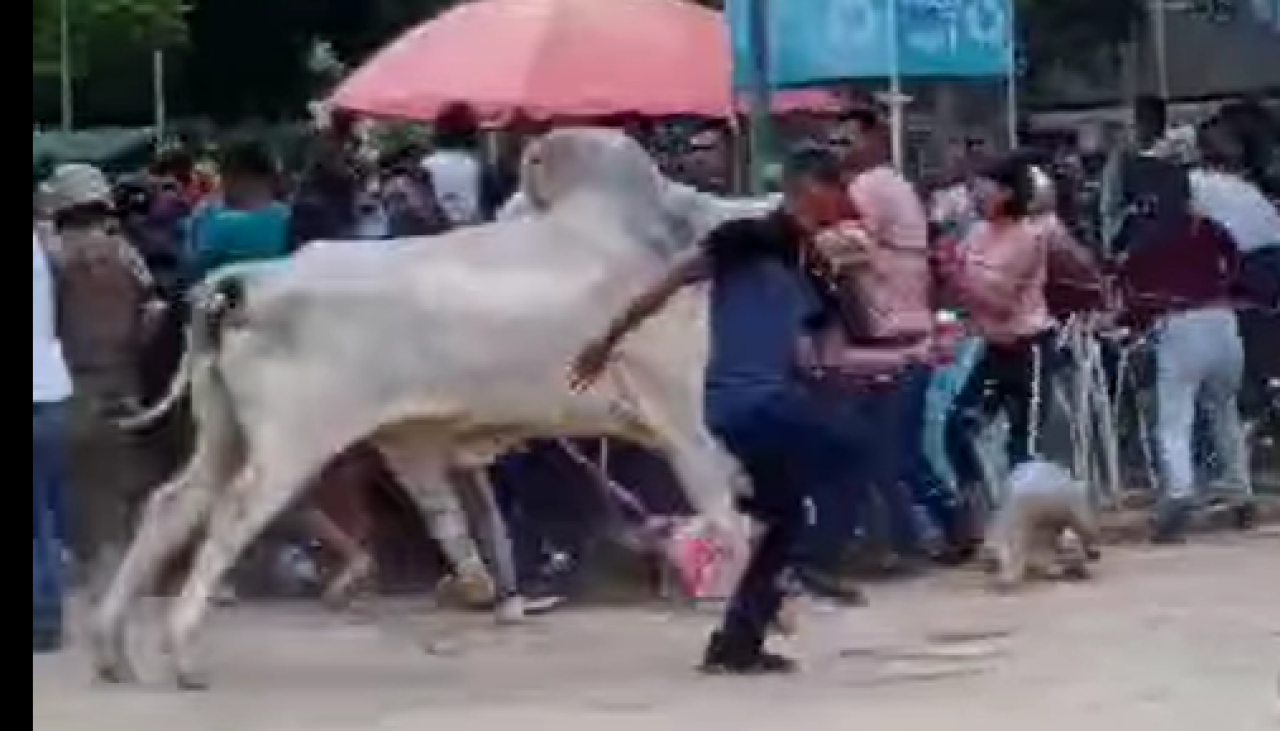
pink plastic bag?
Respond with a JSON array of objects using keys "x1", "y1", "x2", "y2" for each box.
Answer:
[{"x1": 663, "y1": 518, "x2": 747, "y2": 600}]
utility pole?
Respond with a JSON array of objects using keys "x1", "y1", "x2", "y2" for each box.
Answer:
[
  {"x1": 745, "y1": 0, "x2": 773, "y2": 193},
  {"x1": 1149, "y1": 0, "x2": 1170, "y2": 99},
  {"x1": 152, "y1": 49, "x2": 167, "y2": 145},
  {"x1": 59, "y1": 0, "x2": 74, "y2": 131}
]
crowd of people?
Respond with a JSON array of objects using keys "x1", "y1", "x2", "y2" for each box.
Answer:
[{"x1": 33, "y1": 96, "x2": 1278, "y2": 671}]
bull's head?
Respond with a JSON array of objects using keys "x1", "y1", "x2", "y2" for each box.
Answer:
[
  {"x1": 516, "y1": 127, "x2": 775, "y2": 259},
  {"x1": 520, "y1": 128, "x2": 666, "y2": 213}
]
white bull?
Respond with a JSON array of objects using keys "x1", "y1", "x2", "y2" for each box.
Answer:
[{"x1": 92, "y1": 128, "x2": 774, "y2": 688}]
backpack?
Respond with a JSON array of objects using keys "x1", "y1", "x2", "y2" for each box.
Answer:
[{"x1": 1111, "y1": 153, "x2": 1194, "y2": 257}]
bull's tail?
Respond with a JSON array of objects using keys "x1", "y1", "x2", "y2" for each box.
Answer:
[
  {"x1": 114, "y1": 272, "x2": 245, "y2": 432},
  {"x1": 113, "y1": 340, "x2": 193, "y2": 431}
]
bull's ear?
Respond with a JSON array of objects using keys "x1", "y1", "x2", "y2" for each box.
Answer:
[
  {"x1": 524, "y1": 135, "x2": 581, "y2": 209},
  {"x1": 518, "y1": 142, "x2": 550, "y2": 209}
]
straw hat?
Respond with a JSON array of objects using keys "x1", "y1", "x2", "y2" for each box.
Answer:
[{"x1": 40, "y1": 163, "x2": 113, "y2": 214}]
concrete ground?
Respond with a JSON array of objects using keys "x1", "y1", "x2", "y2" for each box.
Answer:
[{"x1": 34, "y1": 528, "x2": 1279, "y2": 731}]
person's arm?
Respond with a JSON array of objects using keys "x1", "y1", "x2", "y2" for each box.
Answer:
[
  {"x1": 571, "y1": 219, "x2": 760, "y2": 388},
  {"x1": 846, "y1": 173, "x2": 886, "y2": 249},
  {"x1": 1097, "y1": 148, "x2": 1127, "y2": 250},
  {"x1": 591, "y1": 252, "x2": 707, "y2": 348},
  {"x1": 112, "y1": 236, "x2": 158, "y2": 293},
  {"x1": 949, "y1": 228, "x2": 1045, "y2": 319}
]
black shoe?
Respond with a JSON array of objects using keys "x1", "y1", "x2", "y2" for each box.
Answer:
[
  {"x1": 1151, "y1": 500, "x2": 1193, "y2": 544},
  {"x1": 699, "y1": 632, "x2": 797, "y2": 675},
  {"x1": 934, "y1": 537, "x2": 982, "y2": 566}
]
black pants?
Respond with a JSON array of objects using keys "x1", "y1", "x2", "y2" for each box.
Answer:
[
  {"x1": 1238, "y1": 247, "x2": 1278, "y2": 309},
  {"x1": 946, "y1": 331, "x2": 1056, "y2": 490},
  {"x1": 707, "y1": 386, "x2": 859, "y2": 656}
]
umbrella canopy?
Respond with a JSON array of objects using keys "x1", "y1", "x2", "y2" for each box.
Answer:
[{"x1": 329, "y1": 0, "x2": 838, "y2": 122}]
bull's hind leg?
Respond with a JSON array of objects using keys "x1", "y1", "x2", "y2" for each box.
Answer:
[
  {"x1": 376, "y1": 436, "x2": 496, "y2": 608},
  {"x1": 161, "y1": 457, "x2": 319, "y2": 689},
  {"x1": 91, "y1": 429, "x2": 238, "y2": 684},
  {"x1": 90, "y1": 470, "x2": 216, "y2": 684}
]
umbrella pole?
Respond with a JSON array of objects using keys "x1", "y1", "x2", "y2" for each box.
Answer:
[{"x1": 745, "y1": 0, "x2": 773, "y2": 194}]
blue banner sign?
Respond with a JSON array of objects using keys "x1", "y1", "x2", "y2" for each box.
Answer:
[{"x1": 728, "y1": 0, "x2": 1015, "y2": 88}]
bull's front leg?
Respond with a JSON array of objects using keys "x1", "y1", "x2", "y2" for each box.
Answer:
[
  {"x1": 91, "y1": 468, "x2": 216, "y2": 685},
  {"x1": 655, "y1": 427, "x2": 750, "y2": 599}
]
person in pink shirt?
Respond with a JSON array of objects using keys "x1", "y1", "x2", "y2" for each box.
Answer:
[
  {"x1": 815, "y1": 108, "x2": 973, "y2": 568},
  {"x1": 935, "y1": 154, "x2": 1058, "y2": 487}
]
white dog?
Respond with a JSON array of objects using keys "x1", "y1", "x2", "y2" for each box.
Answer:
[{"x1": 982, "y1": 461, "x2": 1101, "y2": 591}]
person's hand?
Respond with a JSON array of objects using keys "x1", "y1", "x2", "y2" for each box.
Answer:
[
  {"x1": 931, "y1": 237, "x2": 962, "y2": 277},
  {"x1": 812, "y1": 222, "x2": 872, "y2": 268},
  {"x1": 139, "y1": 298, "x2": 169, "y2": 338},
  {"x1": 569, "y1": 336, "x2": 615, "y2": 392},
  {"x1": 795, "y1": 336, "x2": 822, "y2": 373}
]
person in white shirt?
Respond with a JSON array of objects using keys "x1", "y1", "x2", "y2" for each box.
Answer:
[
  {"x1": 1187, "y1": 123, "x2": 1280, "y2": 308},
  {"x1": 422, "y1": 103, "x2": 485, "y2": 226},
  {"x1": 33, "y1": 229, "x2": 73, "y2": 653}
]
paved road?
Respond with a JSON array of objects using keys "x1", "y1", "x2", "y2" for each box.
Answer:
[{"x1": 35, "y1": 529, "x2": 1280, "y2": 731}]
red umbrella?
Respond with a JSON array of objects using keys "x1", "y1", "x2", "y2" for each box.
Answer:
[{"x1": 329, "y1": 0, "x2": 838, "y2": 122}]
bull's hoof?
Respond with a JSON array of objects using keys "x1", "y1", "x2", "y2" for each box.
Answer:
[
  {"x1": 321, "y1": 555, "x2": 375, "y2": 610},
  {"x1": 162, "y1": 634, "x2": 210, "y2": 691},
  {"x1": 94, "y1": 658, "x2": 139, "y2": 686},
  {"x1": 174, "y1": 669, "x2": 211, "y2": 692},
  {"x1": 168, "y1": 649, "x2": 210, "y2": 691},
  {"x1": 90, "y1": 625, "x2": 138, "y2": 685},
  {"x1": 453, "y1": 572, "x2": 497, "y2": 608}
]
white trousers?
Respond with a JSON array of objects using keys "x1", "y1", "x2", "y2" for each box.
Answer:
[{"x1": 1154, "y1": 307, "x2": 1252, "y2": 501}]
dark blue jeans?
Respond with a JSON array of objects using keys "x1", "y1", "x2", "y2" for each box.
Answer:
[
  {"x1": 707, "y1": 385, "x2": 862, "y2": 653},
  {"x1": 33, "y1": 401, "x2": 69, "y2": 653},
  {"x1": 834, "y1": 375, "x2": 923, "y2": 558},
  {"x1": 491, "y1": 440, "x2": 601, "y2": 592}
]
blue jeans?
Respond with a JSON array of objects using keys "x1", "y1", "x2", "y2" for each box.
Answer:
[
  {"x1": 707, "y1": 385, "x2": 862, "y2": 652},
  {"x1": 896, "y1": 366, "x2": 966, "y2": 550},
  {"x1": 491, "y1": 440, "x2": 595, "y2": 592},
  {"x1": 33, "y1": 401, "x2": 69, "y2": 652},
  {"x1": 840, "y1": 374, "x2": 927, "y2": 557},
  {"x1": 1154, "y1": 308, "x2": 1251, "y2": 502}
]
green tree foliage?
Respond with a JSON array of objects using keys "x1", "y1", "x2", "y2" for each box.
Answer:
[
  {"x1": 33, "y1": 0, "x2": 187, "y2": 124},
  {"x1": 33, "y1": 0, "x2": 186, "y2": 75}
]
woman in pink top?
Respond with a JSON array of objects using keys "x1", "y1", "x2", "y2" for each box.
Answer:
[{"x1": 936, "y1": 155, "x2": 1057, "y2": 479}]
